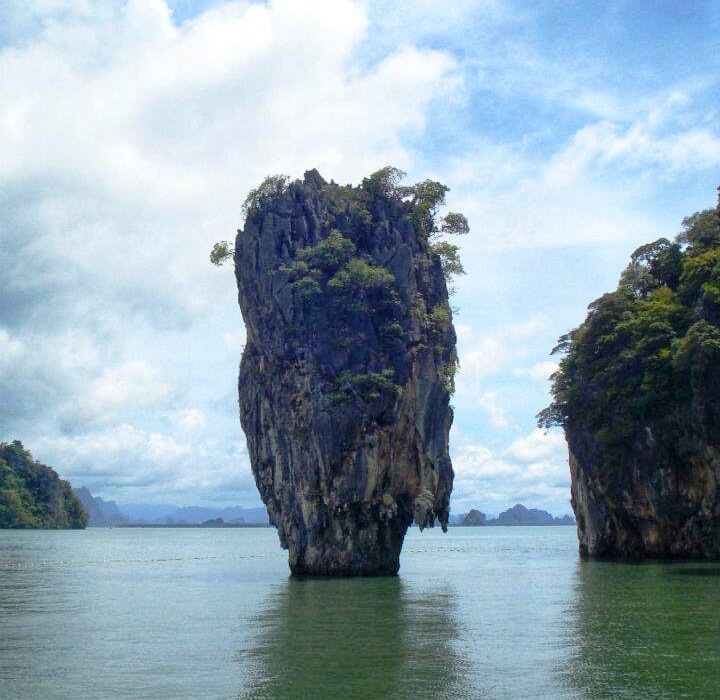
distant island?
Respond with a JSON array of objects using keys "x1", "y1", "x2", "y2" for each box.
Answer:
[
  {"x1": 0, "y1": 441, "x2": 87, "y2": 529},
  {"x1": 455, "y1": 504, "x2": 575, "y2": 526},
  {"x1": 73, "y1": 487, "x2": 127, "y2": 527},
  {"x1": 118, "y1": 517, "x2": 267, "y2": 529},
  {"x1": 69, "y1": 491, "x2": 271, "y2": 527}
]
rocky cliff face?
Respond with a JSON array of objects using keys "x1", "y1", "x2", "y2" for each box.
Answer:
[
  {"x1": 234, "y1": 170, "x2": 457, "y2": 575},
  {"x1": 568, "y1": 416, "x2": 720, "y2": 559}
]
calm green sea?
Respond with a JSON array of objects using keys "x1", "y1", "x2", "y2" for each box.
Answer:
[{"x1": 1, "y1": 526, "x2": 719, "y2": 699}]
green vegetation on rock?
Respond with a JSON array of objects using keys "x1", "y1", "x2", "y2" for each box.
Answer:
[
  {"x1": 539, "y1": 189, "x2": 720, "y2": 446},
  {"x1": 0, "y1": 441, "x2": 87, "y2": 529},
  {"x1": 213, "y1": 167, "x2": 467, "y2": 399},
  {"x1": 231, "y1": 168, "x2": 463, "y2": 573}
]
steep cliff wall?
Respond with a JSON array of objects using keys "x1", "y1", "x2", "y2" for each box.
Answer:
[
  {"x1": 234, "y1": 169, "x2": 457, "y2": 575},
  {"x1": 541, "y1": 192, "x2": 720, "y2": 559}
]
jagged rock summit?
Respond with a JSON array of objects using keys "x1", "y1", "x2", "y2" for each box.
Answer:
[{"x1": 233, "y1": 168, "x2": 461, "y2": 575}]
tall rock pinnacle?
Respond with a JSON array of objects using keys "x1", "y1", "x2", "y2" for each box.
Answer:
[{"x1": 233, "y1": 168, "x2": 459, "y2": 575}]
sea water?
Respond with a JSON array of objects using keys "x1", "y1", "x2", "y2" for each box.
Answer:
[{"x1": 1, "y1": 526, "x2": 719, "y2": 699}]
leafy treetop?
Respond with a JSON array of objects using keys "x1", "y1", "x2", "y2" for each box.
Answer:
[
  {"x1": 213, "y1": 167, "x2": 469, "y2": 291},
  {"x1": 539, "y1": 187, "x2": 720, "y2": 445}
]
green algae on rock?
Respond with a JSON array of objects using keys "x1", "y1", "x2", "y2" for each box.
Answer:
[
  {"x1": 540, "y1": 188, "x2": 720, "y2": 559},
  {"x1": 227, "y1": 168, "x2": 464, "y2": 575}
]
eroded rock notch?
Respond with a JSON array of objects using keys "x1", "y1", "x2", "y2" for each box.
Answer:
[{"x1": 232, "y1": 169, "x2": 461, "y2": 575}]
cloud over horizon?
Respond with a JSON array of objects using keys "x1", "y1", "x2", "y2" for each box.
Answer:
[{"x1": 1, "y1": 0, "x2": 718, "y2": 514}]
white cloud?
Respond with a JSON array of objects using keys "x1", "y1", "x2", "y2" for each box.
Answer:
[
  {"x1": 0, "y1": 0, "x2": 458, "y2": 506},
  {"x1": 87, "y1": 360, "x2": 170, "y2": 411},
  {"x1": 452, "y1": 443, "x2": 517, "y2": 479},
  {"x1": 478, "y1": 392, "x2": 511, "y2": 429},
  {"x1": 455, "y1": 315, "x2": 548, "y2": 384},
  {"x1": 514, "y1": 360, "x2": 558, "y2": 382},
  {"x1": 450, "y1": 427, "x2": 570, "y2": 515},
  {"x1": 32, "y1": 422, "x2": 255, "y2": 503},
  {"x1": 171, "y1": 408, "x2": 207, "y2": 432},
  {"x1": 505, "y1": 428, "x2": 565, "y2": 463},
  {"x1": 0, "y1": 328, "x2": 23, "y2": 367}
]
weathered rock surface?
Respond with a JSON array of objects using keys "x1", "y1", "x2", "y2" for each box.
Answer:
[
  {"x1": 569, "y1": 422, "x2": 720, "y2": 559},
  {"x1": 234, "y1": 170, "x2": 457, "y2": 575}
]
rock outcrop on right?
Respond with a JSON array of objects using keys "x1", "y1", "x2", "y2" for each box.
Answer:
[{"x1": 540, "y1": 190, "x2": 720, "y2": 558}]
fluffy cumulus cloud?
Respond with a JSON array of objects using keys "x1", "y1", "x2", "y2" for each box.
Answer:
[
  {"x1": 451, "y1": 428, "x2": 570, "y2": 515},
  {"x1": 2, "y1": 0, "x2": 718, "y2": 513},
  {"x1": 0, "y1": 0, "x2": 456, "y2": 505}
]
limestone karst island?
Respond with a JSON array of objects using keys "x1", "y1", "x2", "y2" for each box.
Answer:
[
  {"x1": 3, "y1": 3, "x2": 720, "y2": 698},
  {"x1": 214, "y1": 168, "x2": 463, "y2": 575},
  {"x1": 540, "y1": 195, "x2": 720, "y2": 560}
]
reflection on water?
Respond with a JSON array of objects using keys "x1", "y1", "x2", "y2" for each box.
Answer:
[
  {"x1": 563, "y1": 560, "x2": 720, "y2": 700},
  {"x1": 237, "y1": 577, "x2": 472, "y2": 700},
  {"x1": 4, "y1": 528, "x2": 720, "y2": 700}
]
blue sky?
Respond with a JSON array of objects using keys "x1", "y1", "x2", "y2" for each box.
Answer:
[{"x1": 1, "y1": 0, "x2": 718, "y2": 516}]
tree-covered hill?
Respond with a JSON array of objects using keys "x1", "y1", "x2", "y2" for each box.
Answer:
[
  {"x1": 540, "y1": 189, "x2": 720, "y2": 446},
  {"x1": 0, "y1": 441, "x2": 87, "y2": 529},
  {"x1": 540, "y1": 188, "x2": 720, "y2": 558}
]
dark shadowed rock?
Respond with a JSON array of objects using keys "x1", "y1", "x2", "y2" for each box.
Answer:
[{"x1": 234, "y1": 170, "x2": 457, "y2": 575}]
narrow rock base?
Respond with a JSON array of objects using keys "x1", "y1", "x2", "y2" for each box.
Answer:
[{"x1": 284, "y1": 511, "x2": 411, "y2": 577}]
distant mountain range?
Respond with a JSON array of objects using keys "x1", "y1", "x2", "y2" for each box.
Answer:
[
  {"x1": 452, "y1": 503, "x2": 575, "y2": 526},
  {"x1": 74, "y1": 490, "x2": 571, "y2": 529},
  {"x1": 73, "y1": 487, "x2": 128, "y2": 527},
  {"x1": 73, "y1": 489, "x2": 270, "y2": 526},
  {"x1": 120, "y1": 503, "x2": 270, "y2": 525}
]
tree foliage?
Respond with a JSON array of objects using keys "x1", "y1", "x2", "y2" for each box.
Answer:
[
  {"x1": 361, "y1": 169, "x2": 469, "y2": 291},
  {"x1": 210, "y1": 240, "x2": 234, "y2": 266},
  {"x1": 242, "y1": 174, "x2": 291, "y2": 217},
  {"x1": 539, "y1": 191, "x2": 720, "y2": 445},
  {"x1": 211, "y1": 168, "x2": 470, "y2": 293},
  {"x1": 0, "y1": 441, "x2": 87, "y2": 529}
]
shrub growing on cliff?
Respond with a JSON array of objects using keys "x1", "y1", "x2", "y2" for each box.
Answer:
[
  {"x1": 210, "y1": 240, "x2": 234, "y2": 266},
  {"x1": 539, "y1": 189, "x2": 720, "y2": 444},
  {"x1": 332, "y1": 369, "x2": 398, "y2": 403},
  {"x1": 242, "y1": 174, "x2": 291, "y2": 217},
  {"x1": 211, "y1": 168, "x2": 469, "y2": 292}
]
